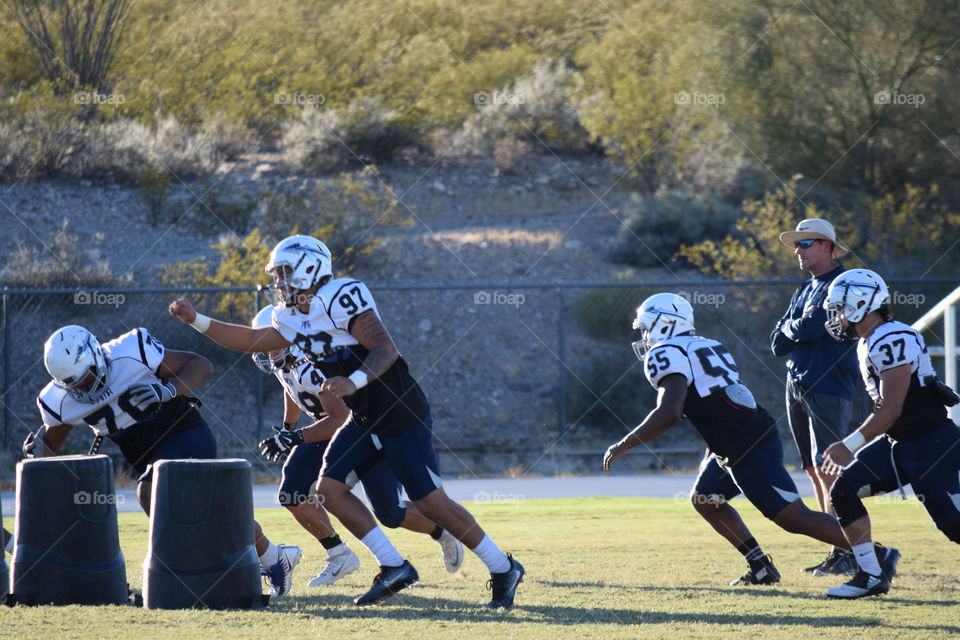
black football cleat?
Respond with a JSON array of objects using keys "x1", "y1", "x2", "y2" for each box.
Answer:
[
  {"x1": 354, "y1": 560, "x2": 419, "y2": 607},
  {"x1": 812, "y1": 549, "x2": 857, "y2": 577},
  {"x1": 874, "y1": 543, "x2": 900, "y2": 581},
  {"x1": 826, "y1": 568, "x2": 889, "y2": 599},
  {"x1": 486, "y1": 554, "x2": 524, "y2": 609},
  {"x1": 730, "y1": 554, "x2": 780, "y2": 586}
]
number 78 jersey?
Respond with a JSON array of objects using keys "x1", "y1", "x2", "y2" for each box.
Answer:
[{"x1": 643, "y1": 334, "x2": 776, "y2": 465}]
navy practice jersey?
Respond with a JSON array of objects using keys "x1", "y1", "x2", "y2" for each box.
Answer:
[
  {"x1": 644, "y1": 334, "x2": 777, "y2": 465},
  {"x1": 36, "y1": 328, "x2": 204, "y2": 469},
  {"x1": 271, "y1": 278, "x2": 430, "y2": 435},
  {"x1": 859, "y1": 320, "x2": 949, "y2": 441}
]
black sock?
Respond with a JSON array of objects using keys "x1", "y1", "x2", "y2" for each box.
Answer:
[
  {"x1": 320, "y1": 534, "x2": 343, "y2": 550},
  {"x1": 429, "y1": 526, "x2": 444, "y2": 540},
  {"x1": 736, "y1": 537, "x2": 765, "y2": 563}
]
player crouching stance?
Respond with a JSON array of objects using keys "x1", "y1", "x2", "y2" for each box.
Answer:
[
  {"x1": 30, "y1": 325, "x2": 302, "y2": 598},
  {"x1": 169, "y1": 235, "x2": 523, "y2": 608},
  {"x1": 603, "y1": 294, "x2": 898, "y2": 587},
  {"x1": 821, "y1": 270, "x2": 960, "y2": 599}
]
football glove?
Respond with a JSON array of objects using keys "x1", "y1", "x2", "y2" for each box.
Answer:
[
  {"x1": 259, "y1": 425, "x2": 304, "y2": 462},
  {"x1": 127, "y1": 380, "x2": 177, "y2": 412},
  {"x1": 22, "y1": 425, "x2": 46, "y2": 459}
]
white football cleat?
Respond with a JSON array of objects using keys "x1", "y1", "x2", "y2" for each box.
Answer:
[
  {"x1": 308, "y1": 545, "x2": 361, "y2": 586},
  {"x1": 264, "y1": 544, "x2": 302, "y2": 597},
  {"x1": 826, "y1": 569, "x2": 889, "y2": 599},
  {"x1": 437, "y1": 529, "x2": 464, "y2": 573}
]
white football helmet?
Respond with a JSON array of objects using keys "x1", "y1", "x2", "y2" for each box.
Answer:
[
  {"x1": 824, "y1": 269, "x2": 890, "y2": 340},
  {"x1": 265, "y1": 235, "x2": 332, "y2": 307},
  {"x1": 632, "y1": 293, "x2": 695, "y2": 359},
  {"x1": 43, "y1": 325, "x2": 108, "y2": 403},
  {"x1": 250, "y1": 305, "x2": 290, "y2": 373}
]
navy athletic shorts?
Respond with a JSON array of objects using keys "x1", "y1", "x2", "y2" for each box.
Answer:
[{"x1": 138, "y1": 423, "x2": 217, "y2": 483}]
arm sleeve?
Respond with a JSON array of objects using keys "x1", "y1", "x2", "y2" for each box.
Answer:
[
  {"x1": 327, "y1": 281, "x2": 376, "y2": 332},
  {"x1": 779, "y1": 285, "x2": 830, "y2": 344},
  {"x1": 271, "y1": 309, "x2": 299, "y2": 343}
]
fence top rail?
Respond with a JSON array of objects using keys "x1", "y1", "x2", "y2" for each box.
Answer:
[
  {"x1": 912, "y1": 285, "x2": 960, "y2": 332},
  {"x1": 2, "y1": 277, "x2": 956, "y2": 296}
]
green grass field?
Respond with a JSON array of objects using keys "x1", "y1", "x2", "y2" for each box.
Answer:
[{"x1": 4, "y1": 497, "x2": 959, "y2": 639}]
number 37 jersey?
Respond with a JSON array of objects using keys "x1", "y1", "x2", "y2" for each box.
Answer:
[
  {"x1": 859, "y1": 320, "x2": 947, "y2": 441},
  {"x1": 644, "y1": 334, "x2": 776, "y2": 465}
]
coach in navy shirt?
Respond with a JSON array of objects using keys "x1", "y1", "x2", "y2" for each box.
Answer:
[{"x1": 771, "y1": 218, "x2": 859, "y2": 577}]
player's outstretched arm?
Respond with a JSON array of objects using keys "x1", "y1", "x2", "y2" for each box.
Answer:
[
  {"x1": 169, "y1": 298, "x2": 291, "y2": 353},
  {"x1": 603, "y1": 374, "x2": 687, "y2": 472}
]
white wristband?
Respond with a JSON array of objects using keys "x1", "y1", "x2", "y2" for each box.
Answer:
[
  {"x1": 190, "y1": 313, "x2": 211, "y2": 333},
  {"x1": 842, "y1": 430, "x2": 866, "y2": 454},
  {"x1": 348, "y1": 369, "x2": 369, "y2": 389}
]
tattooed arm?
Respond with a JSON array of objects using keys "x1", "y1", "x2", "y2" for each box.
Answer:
[{"x1": 320, "y1": 309, "x2": 399, "y2": 397}]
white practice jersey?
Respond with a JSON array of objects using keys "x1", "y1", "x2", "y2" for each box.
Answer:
[
  {"x1": 858, "y1": 320, "x2": 947, "y2": 440},
  {"x1": 271, "y1": 278, "x2": 378, "y2": 362},
  {"x1": 37, "y1": 328, "x2": 167, "y2": 436},
  {"x1": 644, "y1": 334, "x2": 743, "y2": 396},
  {"x1": 859, "y1": 320, "x2": 936, "y2": 403},
  {"x1": 275, "y1": 358, "x2": 329, "y2": 421}
]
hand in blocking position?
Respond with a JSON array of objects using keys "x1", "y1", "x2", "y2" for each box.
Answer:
[{"x1": 259, "y1": 426, "x2": 304, "y2": 462}]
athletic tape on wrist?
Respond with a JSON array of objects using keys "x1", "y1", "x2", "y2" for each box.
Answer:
[
  {"x1": 190, "y1": 313, "x2": 211, "y2": 333},
  {"x1": 348, "y1": 369, "x2": 369, "y2": 389},
  {"x1": 842, "y1": 430, "x2": 866, "y2": 454}
]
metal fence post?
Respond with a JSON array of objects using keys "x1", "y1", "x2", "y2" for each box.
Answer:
[
  {"x1": 558, "y1": 289, "x2": 566, "y2": 432},
  {"x1": 2, "y1": 288, "x2": 8, "y2": 448},
  {"x1": 254, "y1": 288, "x2": 264, "y2": 442}
]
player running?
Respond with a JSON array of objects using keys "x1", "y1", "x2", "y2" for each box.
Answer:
[
  {"x1": 603, "y1": 293, "x2": 898, "y2": 586},
  {"x1": 169, "y1": 235, "x2": 523, "y2": 608},
  {"x1": 250, "y1": 306, "x2": 464, "y2": 585},
  {"x1": 820, "y1": 269, "x2": 960, "y2": 599}
]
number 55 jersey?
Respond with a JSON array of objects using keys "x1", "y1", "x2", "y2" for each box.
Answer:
[{"x1": 644, "y1": 335, "x2": 777, "y2": 465}]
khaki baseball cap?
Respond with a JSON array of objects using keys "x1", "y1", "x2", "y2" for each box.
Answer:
[{"x1": 779, "y1": 218, "x2": 849, "y2": 258}]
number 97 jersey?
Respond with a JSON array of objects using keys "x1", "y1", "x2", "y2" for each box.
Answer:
[{"x1": 643, "y1": 334, "x2": 776, "y2": 465}]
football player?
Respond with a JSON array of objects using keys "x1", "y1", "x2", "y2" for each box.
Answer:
[
  {"x1": 30, "y1": 325, "x2": 302, "y2": 598},
  {"x1": 168, "y1": 235, "x2": 523, "y2": 608},
  {"x1": 603, "y1": 293, "x2": 899, "y2": 586},
  {"x1": 250, "y1": 306, "x2": 464, "y2": 585},
  {"x1": 821, "y1": 269, "x2": 960, "y2": 599}
]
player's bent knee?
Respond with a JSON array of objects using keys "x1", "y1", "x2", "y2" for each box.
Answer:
[
  {"x1": 829, "y1": 477, "x2": 868, "y2": 527},
  {"x1": 942, "y1": 520, "x2": 960, "y2": 544},
  {"x1": 373, "y1": 506, "x2": 406, "y2": 529}
]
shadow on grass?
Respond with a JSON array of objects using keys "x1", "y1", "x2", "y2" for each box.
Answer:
[{"x1": 266, "y1": 592, "x2": 886, "y2": 627}]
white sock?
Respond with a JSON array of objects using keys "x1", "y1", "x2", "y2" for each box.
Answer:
[
  {"x1": 259, "y1": 541, "x2": 280, "y2": 568},
  {"x1": 359, "y1": 527, "x2": 404, "y2": 568},
  {"x1": 5, "y1": 535, "x2": 13, "y2": 554},
  {"x1": 852, "y1": 542, "x2": 881, "y2": 576},
  {"x1": 327, "y1": 541, "x2": 350, "y2": 558},
  {"x1": 470, "y1": 534, "x2": 510, "y2": 574}
]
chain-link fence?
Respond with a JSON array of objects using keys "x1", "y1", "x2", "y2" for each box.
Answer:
[{"x1": 1, "y1": 279, "x2": 956, "y2": 480}]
